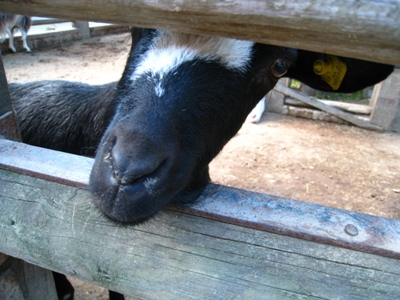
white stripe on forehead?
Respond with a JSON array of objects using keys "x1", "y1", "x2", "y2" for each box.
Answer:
[{"x1": 130, "y1": 30, "x2": 254, "y2": 81}]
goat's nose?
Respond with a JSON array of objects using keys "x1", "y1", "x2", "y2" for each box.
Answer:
[{"x1": 109, "y1": 135, "x2": 167, "y2": 186}]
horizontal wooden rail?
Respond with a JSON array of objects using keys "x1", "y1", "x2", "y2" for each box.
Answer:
[
  {"x1": 0, "y1": 0, "x2": 399, "y2": 65},
  {"x1": 1, "y1": 139, "x2": 399, "y2": 259},
  {"x1": 0, "y1": 139, "x2": 400, "y2": 299},
  {"x1": 31, "y1": 17, "x2": 71, "y2": 26}
]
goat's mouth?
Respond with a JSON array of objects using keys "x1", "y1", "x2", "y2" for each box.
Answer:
[
  {"x1": 91, "y1": 180, "x2": 167, "y2": 224},
  {"x1": 90, "y1": 155, "x2": 177, "y2": 224},
  {"x1": 88, "y1": 141, "x2": 208, "y2": 224}
]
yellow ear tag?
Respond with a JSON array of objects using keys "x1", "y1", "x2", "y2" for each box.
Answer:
[{"x1": 313, "y1": 55, "x2": 347, "y2": 90}]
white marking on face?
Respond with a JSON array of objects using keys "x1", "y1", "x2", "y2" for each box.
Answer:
[
  {"x1": 130, "y1": 31, "x2": 254, "y2": 82},
  {"x1": 154, "y1": 81, "x2": 164, "y2": 97}
]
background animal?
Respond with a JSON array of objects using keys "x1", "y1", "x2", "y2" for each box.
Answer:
[
  {"x1": 0, "y1": 13, "x2": 31, "y2": 53},
  {"x1": 10, "y1": 28, "x2": 394, "y2": 226}
]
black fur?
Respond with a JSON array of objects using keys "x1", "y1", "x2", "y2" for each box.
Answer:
[
  {"x1": 11, "y1": 81, "x2": 118, "y2": 156},
  {"x1": 9, "y1": 28, "x2": 393, "y2": 299},
  {"x1": 287, "y1": 49, "x2": 394, "y2": 93},
  {"x1": 89, "y1": 36, "x2": 298, "y2": 223},
  {"x1": 10, "y1": 28, "x2": 394, "y2": 225}
]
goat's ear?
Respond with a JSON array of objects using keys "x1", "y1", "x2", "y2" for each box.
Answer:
[{"x1": 286, "y1": 50, "x2": 394, "y2": 93}]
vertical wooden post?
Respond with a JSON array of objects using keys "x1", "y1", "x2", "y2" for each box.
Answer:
[
  {"x1": 0, "y1": 254, "x2": 58, "y2": 300},
  {"x1": 0, "y1": 54, "x2": 21, "y2": 141},
  {"x1": 369, "y1": 69, "x2": 400, "y2": 130},
  {"x1": 265, "y1": 79, "x2": 286, "y2": 113},
  {"x1": 74, "y1": 21, "x2": 91, "y2": 39}
]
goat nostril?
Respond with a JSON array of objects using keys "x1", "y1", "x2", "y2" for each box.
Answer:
[
  {"x1": 109, "y1": 148, "x2": 166, "y2": 186},
  {"x1": 108, "y1": 132, "x2": 168, "y2": 187}
]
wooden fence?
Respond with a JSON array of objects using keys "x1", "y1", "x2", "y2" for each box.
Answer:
[
  {"x1": 0, "y1": 0, "x2": 399, "y2": 64},
  {"x1": 0, "y1": 1, "x2": 400, "y2": 299},
  {"x1": 267, "y1": 71, "x2": 400, "y2": 131}
]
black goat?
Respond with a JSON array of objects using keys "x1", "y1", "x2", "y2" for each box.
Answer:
[
  {"x1": 10, "y1": 28, "x2": 394, "y2": 225},
  {"x1": 9, "y1": 27, "x2": 393, "y2": 300}
]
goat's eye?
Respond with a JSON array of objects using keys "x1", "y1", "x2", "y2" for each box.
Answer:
[{"x1": 270, "y1": 59, "x2": 289, "y2": 77}]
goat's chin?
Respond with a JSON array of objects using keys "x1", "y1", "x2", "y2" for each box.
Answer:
[
  {"x1": 90, "y1": 183, "x2": 169, "y2": 224},
  {"x1": 89, "y1": 156, "x2": 210, "y2": 224},
  {"x1": 89, "y1": 166, "x2": 180, "y2": 223},
  {"x1": 92, "y1": 182, "x2": 209, "y2": 224}
]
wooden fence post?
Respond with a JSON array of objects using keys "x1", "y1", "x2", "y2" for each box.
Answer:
[
  {"x1": 74, "y1": 21, "x2": 91, "y2": 39},
  {"x1": 370, "y1": 69, "x2": 400, "y2": 130},
  {"x1": 0, "y1": 54, "x2": 21, "y2": 141},
  {"x1": 0, "y1": 254, "x2": 58, "y2": 300}
]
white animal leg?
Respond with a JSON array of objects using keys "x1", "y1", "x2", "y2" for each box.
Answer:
[
  {"x1": 247, "y1": 97, "x2": 266, "y2": 123},
  {"x1": 20, "y1": 29, "x2": 31, "y2": 52},
  {"x1": 6, "y1": 27, "x2": 16, "y2": 52}
]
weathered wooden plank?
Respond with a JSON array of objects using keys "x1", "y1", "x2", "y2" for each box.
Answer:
[
  {"x1": 0, "y1": 0, "x2": 399, "y2": 65},
  {"x1": 0, "y1": 55, "x2": 11, "y2": 117},
  {"x1": 0, "y1": 168, "x2": 400, "y2": 299},
  {"x1": 31, "y1": 17, "x2": 70, "y2": 26},
  {"x1": 370, "y1": 69, "x2": 400, "y2": 130},
  {"x1": 74, "y1": 21, "x2": 91, "y2": 38},
  {"x1": 1, "y1": 139, "x2": 400, "y2": 260},
  {"x1": 275, "y1": 85, "x2": 383, "y2": 131},
  {"x1": 285, "y1": 98, "x2": 373, "y2": 115},
  {"x1": 0, "y1": 139, "x2": 91, "y2": 188},
  {"x1": 0, "y1": 54, "x2": 21, "y2": 141},
  {"x1": 0, "y1": 256, "x2": 58, "y2": 300},
  {"x1": 0, "y1": 112, "x2": 21, "y2": 141}
]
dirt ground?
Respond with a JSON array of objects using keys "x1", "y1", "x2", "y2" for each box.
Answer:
[{"x1": 2, "y1": 32, "x2": 400, "y2": 299}]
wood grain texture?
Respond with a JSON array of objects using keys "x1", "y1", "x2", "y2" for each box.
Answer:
[
  {"x1": 1, "y1": 143, "x2": 400, "y2": 299},
  {"x1": 0, "y1": 139, "x2": 92, "y2": 188},
  {"x1": 0, "y1": 169, "x2": 399, "y2": 299},
  {"x1": 1, "y1": 139, "x2": 400, "y2": 259},
  {"x1": 370, "y1": 69, "x2": 400, "y2": 129},
  {"x1": 0, "y1": 0, "x2": 399, "y2": 64}
]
